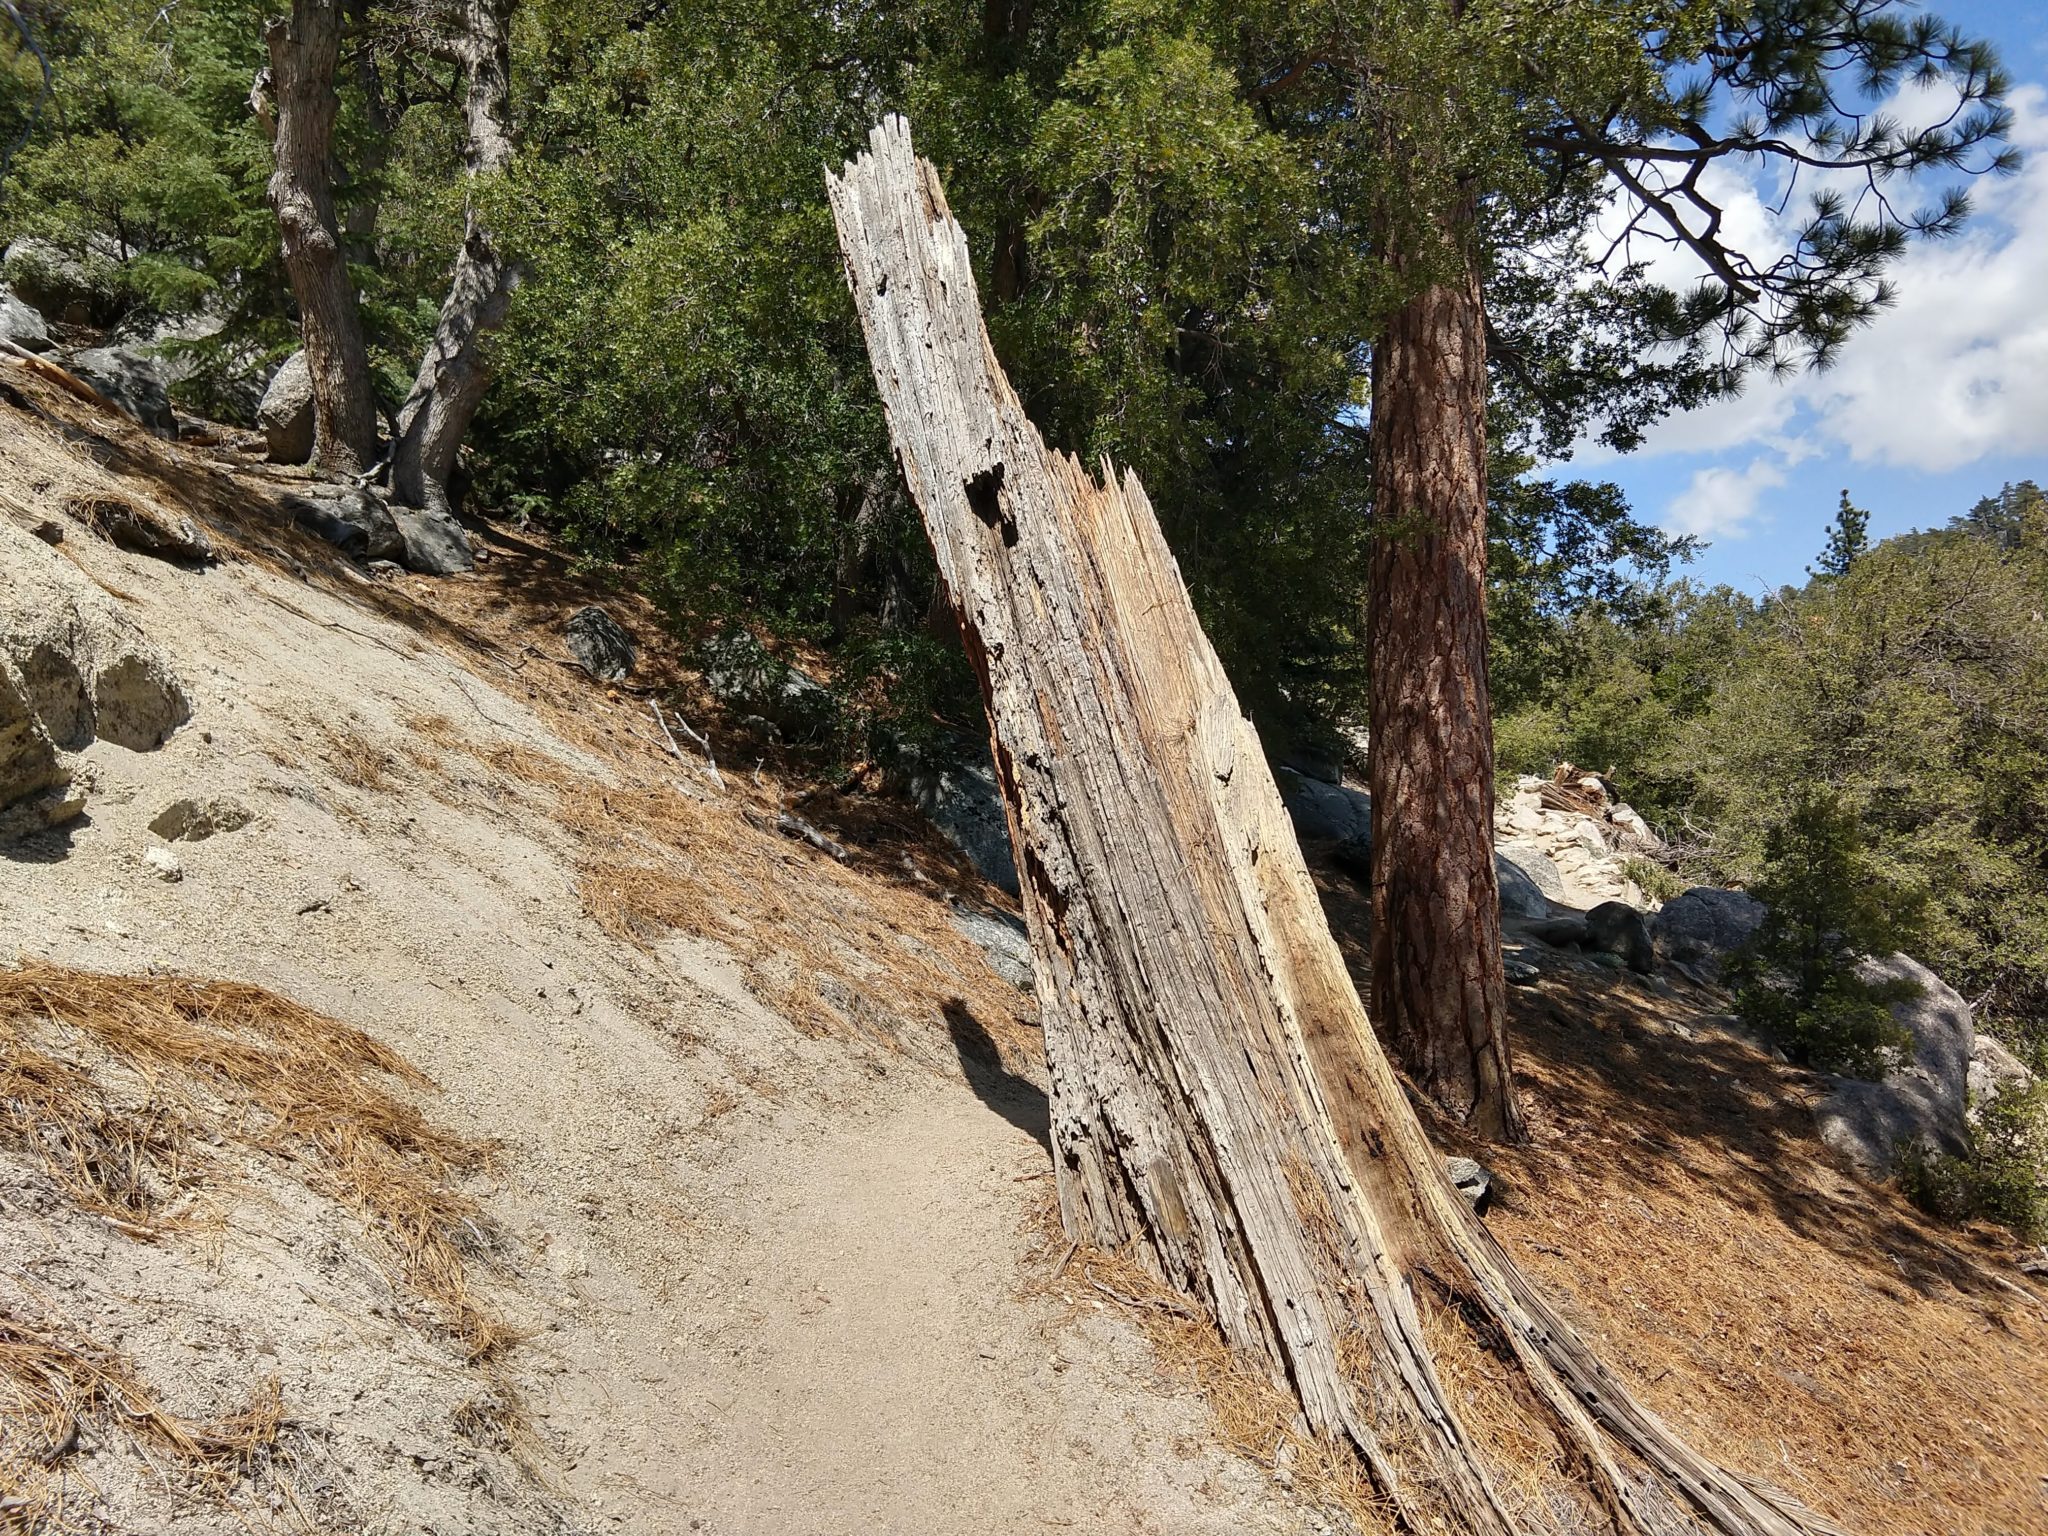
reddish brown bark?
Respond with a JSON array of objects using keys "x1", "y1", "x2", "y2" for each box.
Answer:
[{"x1": 1367, "y1": 258, "x2": 1524, "y2": 1142}]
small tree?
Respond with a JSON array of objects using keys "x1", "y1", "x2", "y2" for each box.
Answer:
[
  {"x1": 1811, "y1": 489, "x2": 1871, "y2": 578},
  {"x1": 1729, "y1": 789, "x2": 1922, "y2": 1076}
]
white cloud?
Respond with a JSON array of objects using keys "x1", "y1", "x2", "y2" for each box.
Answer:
[
  {"x1": 1661, "y1": 457, "x2": 1785, "y2": 540},
  {"x1": 1575, "y1": 83, "x2": 2048, "y2": 478}
]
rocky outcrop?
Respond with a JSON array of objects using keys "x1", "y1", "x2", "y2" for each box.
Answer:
[
  {"x1": 390, "y1": 504, "x2": 475, "y2": 575},
  {"x1": 63, "y1": 345, "x2": 176, "y2": 436},
  {"x1": 2, "y1": 238, "x2": 119, "y2": 326},
  {"x1": 1815, "y1": 954, "x2": 1974, "y2": 1172},
  {"x1": 0, "y1": 518, "x2": 191, "y2": 839},
  {"x1": 276, "y1": 484, "x2": 404, "y2": 563},
  {"x1": 1495, "y1": 772, "x2": 1655, "y2": 909},
  {"x1": 904, "y1": 750, "x2": 1018, "y2": 897}
]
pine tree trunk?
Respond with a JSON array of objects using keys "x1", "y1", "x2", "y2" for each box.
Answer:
[
  {"x1": 1367, "y1": 259, "x2": 1523, "y2": 1141},
  {"x1": 389, "y1": 0, "x2": 518, "y2": 515},
  {"x1": 829, "y1": 116, "x2": 1846, "y2": 1536},
  {"x1": 259, "y1": 0, "x2": 378, "y2": 478}
]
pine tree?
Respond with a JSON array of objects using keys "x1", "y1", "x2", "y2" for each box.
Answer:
[{"x1": 1812, "y1": 489, "x2": 1872, "y2": 577}]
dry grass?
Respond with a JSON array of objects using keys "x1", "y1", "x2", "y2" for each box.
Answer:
[
  {"x1": 0, "y1": 1292, "x2": 286, "y2": 1533},
  {"x1": 0, "y1": 962, "x2": 511, "y2": 1359}
]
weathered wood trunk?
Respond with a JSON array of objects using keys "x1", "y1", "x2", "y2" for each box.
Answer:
[
  {"x1": 389, "y1": 0, "x2": 519, "y2": 515},
  {"x1": 829, "y1": 117, "x2": 1846, "y2": 1536},
  {"x1": 1367, "y1": 260, "x2": 1523, "y2": 1141},
  {"x1": 259, "y1": 0, "x2": 378, "y2": 477}
]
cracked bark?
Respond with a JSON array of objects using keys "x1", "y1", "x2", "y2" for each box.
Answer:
[
  {"x1": 259, "y1": 0, "x2": 378, "y2": 476},
  {"x1": 828, "y1": 115, "x2": 1850, "y2": 1536}
]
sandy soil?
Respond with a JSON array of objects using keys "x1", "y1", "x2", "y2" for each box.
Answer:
[{"x1": 0, "y1": 382, "x2": 1304, "y2": 1534}]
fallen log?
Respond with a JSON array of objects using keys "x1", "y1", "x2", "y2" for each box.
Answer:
[{"x1": 828, "y1": 116, "x2": 1846, "y2": 1536}]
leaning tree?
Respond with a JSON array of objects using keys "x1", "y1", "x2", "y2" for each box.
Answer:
[
  {"x1": 1237, "y1": 0, "x2": 2016, "y2": 1137},
  {"x1": 831, "y1": 114, "x2": 1853, "y2": 1536}
]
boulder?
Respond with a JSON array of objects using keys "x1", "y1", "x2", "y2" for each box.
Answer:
[
  {"x1": 948, "y1": 902, "x2": 1033, "y2": 991},
  {"x1": 1650, "y1": 886, "x2": 1765, "y2": 980},
  {"x1": 905, "y1": 752, "x2": 1018, "y2": 897},
  {"x1": 1277, "y1": 769, "x2": 1372, "y2": 845},
  {"x1": 1814, "y1": 953, "x2": 1974, "y2": 1172},
  {"x1": 1584, "y1": 900, "x2": 1655, "y2": 973},
  {"x1": 565, "y1": 606, "x2": 636, "y2": 681},
  {"x1": 63, "y1": 345, "x2": 175, "y2": 435},
  {"x1": 390, "y1": 504, "x2": 475, "y2": 575},
  {"x1": 2, "y1": 238, "x2": 118, "y2": 326},
  {"x1": 1497, "y1": 838, "x2": 1567, "y2": 903},
  {"x1": 257, "y1": 351, "x2": 315, "y2": 463},
  {"x1": 0, "y1": 286, "x2": 52, "y2": 352},
  {"x1": 1495, "y1": 852, "x2": 1551, "y2": 921},
  {"x1": 275, "y1": 484, "x2": 404, "y2": 562},
  {"x1": 0, "y1": 519, "x2": 190, "y2": 839},
  {"x1": 700, "y1": 628, "x2": 835, "y2": 741},
  {"x1": 1522, "y1": 916, "x2": 1591, "y2": 949}
]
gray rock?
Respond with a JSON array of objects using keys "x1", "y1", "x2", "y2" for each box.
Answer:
[
  {"x1": 1522, "y1": 916, "x2": 1591, "y2": 948},
  {"x1": 391, "y1": 504, "x2": 474, "y2": 575},
  {"x1": 141, "y1": 844, "x2": 184, "y2": 882},
  {"x1": 1495, "y1": 852, "x2": 1551, "y2": 921},
  {"x1": 276, "y1": 484, "x2": 404, "y2": 562},
  {"x1": 566, "y1": 605, "x2": 636, "y2": 681},
  {"x1": 2, "y1": 238, "x2": 117, "y2": 325},
  {"x1": 700, "y1": 628, "x2": 835, "y2": 740},
  {"x1": 1446, "y1": 1156, "x2": 1493, "y2": 1213},
  {"x1": 1585, "y1": 900, "x2": 1655, "y2": 973},
  {"x1": 906, "y1": 753, "x2": 1018, "y2": 897},
  {"x1": 79, "y1": 500, "x2": 214, "y2": 564},
  {"x1": 1650, "y1": 886, "x2": 1766, "y2": 980},
  {"x1": 1967, "y1": 1031, "x2": 2034, "y2": 1117},
  {"x1": 1503, "y1": 956, "x2": 1542, "y2": 987},
  {"x1": 64, "y1": 345, "x2": 175, "y2": 435},
  {"x1": 0, "y1": 286, "x2": 52, "y2": 352},
  {"x1": 1497, "y1": 838, "x2": 1567, "y2": 902},
  {"x1": 258, "y1": 351, "x2": 315, "y2": 463},
  {"x1": 149, "y1": 796, "x2": 254, "y2": 843},
  {"x1": 1277, "y1": 769, "x2": 1372, "y2": 844},
  {"x1": 0, "y1": 518, "x2": 189, "y2": 837},
  {"x1": 1814, "y1": 953, "x2": 1973, "y2": 1172},
  {"x1": 948, "y1": 902, "x2": 1034, "y2": 992}
]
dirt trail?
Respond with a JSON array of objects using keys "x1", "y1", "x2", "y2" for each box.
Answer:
[{"x1": 0, "y1": 394, "x2": 1301, "y2": 1533}]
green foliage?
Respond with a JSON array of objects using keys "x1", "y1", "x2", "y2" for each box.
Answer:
[
  {"x1": 1811, "y1": 489, "x2": 1871, "y2": 578},
  {"x1": 1727, "y1": 790, "x2": 1922, "y2": 1076},
  {"x1": 1621, "y1": 857, "x2": 1687, "y2": 905},
  {"x1": 1899, "y1": 1081, "x2": 2048, "y2": 1242}
]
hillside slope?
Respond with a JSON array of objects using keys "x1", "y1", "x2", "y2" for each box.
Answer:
[
  {"x1": 2, "y1": 361, "x2": 2045, "y2": 1536},
  {"x1": 0, "y1": 369, "x2": 1297, "y2": 1534}
]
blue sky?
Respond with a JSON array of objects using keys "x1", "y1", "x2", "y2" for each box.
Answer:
[{"x1": 1555, "y1": 0, "x2": 2048, "y2": 596}]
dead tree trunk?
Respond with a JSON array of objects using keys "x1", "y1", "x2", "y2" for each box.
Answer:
[
  {"x1": 828, "y1": 116, "x2": 1846, "y2": 1536},
  {"x1": 259, "y1": 0, "x2": 378, "y2": 477},
  {"x1": 1367, "y1": 257, "x2": 1523, "y2": 1142},
  {"x1": 388, "y1": 0, "x2": 519, "y2": 516}
]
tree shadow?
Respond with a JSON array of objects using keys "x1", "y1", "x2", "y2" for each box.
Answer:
[{"x1": 944, "y1": 998, "x2": 1050, "y2": 1156}]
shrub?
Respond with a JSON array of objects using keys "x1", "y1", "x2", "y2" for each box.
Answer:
[
  {"x1": 1899, "y1": 1080, "x2": 2048, "y2": 1242},
  {"x1": 1621, "y1": 856, "x2": 1687, "y2": 904},
  {"x1": 1728, "y1": 789, "x2": 1922, "y2": 1076}
]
